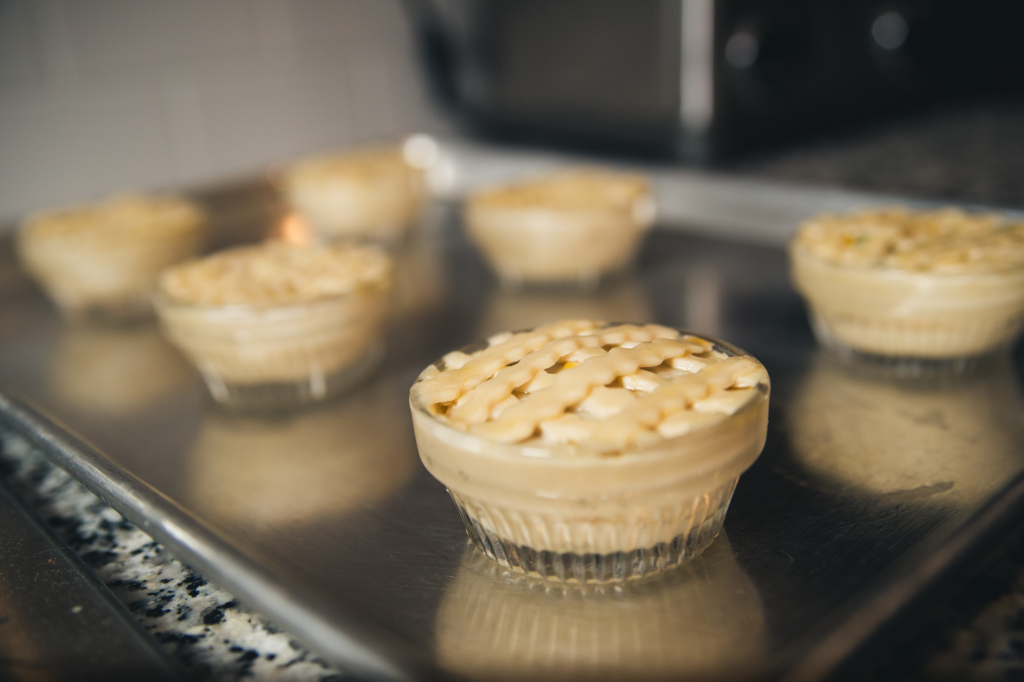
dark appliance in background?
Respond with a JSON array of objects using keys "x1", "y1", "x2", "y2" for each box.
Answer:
[{"x1": 406, "y1": 0, "x2": 1023, "y2": 160}]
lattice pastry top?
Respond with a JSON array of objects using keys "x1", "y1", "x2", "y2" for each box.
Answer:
[
  {"x1": 468, "y1": 170, "x2": 651, "y2": 213},
  {"x1": 21, "y1": 194, "x2": 204, "y2": 243},
  {"x1": 412, "y1": 320, "x2": 769, "y2": 453},
  {"x1": 284, "y1": 146, "x2": 419, "y2": 190},
  {"x1": 793, "y1": 208, "x2": 1024, "y2": 274},
  {"x1": 159, "y1": 242, "x2": 392, "y2": 307}
]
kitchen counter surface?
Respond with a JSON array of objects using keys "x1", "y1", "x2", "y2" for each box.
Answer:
[
  {"x1": 0, "y1": 427, "x2": 346, "y2": 681},
  {"x1": 3, "y1": 99, "x2": 1024, "y2": 681}
]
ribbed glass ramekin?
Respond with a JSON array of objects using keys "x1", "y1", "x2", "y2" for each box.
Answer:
[
  {"x1": 156, "y1": 287, "x2": 389, "y2": 410},
  {"x1": 410, "y1": 332, "x2": 769, "y2": 582}
]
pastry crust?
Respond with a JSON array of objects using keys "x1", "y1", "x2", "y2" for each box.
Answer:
[
  {"x1": 21, "y1": 194, "x2": 203, "y2": 244},
  {"x1": 412, "y1": 320, "x2": 767, "y2": 453},
  {"x1": 793, "y1": 208, "x2": 1024, "y2": 274},
  {"x1": 470, "y1": 170, "x2": 651, "y2": 212},
  {"x1": 158, "y1": 241, "x2": 391, "y2": 307}
]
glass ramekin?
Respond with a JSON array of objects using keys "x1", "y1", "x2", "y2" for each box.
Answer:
[
  {"x1": 409, "y1": 332, "x2": 769, "y2": 583},
  {"x1": 155, "y1": 285, "x2": 389, "y2": 410},
  {"x1": 790, "y1": 245, "x2": 1024, "y2": 370}
]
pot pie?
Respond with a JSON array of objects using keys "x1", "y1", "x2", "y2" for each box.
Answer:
[
  {"x1": 17, "y1": 194, "x2": 204, "y2": 321},
  {"x1": 790, "y1": 208, "x2": 1024, "y2": 362},
  {"x1": 282, "y1": 145, "x2": 426, "y2": 244},
  {"x1": 156, "y1": 241, "x2": 392, "y2": 409},
  {"x1": 463, "y1": 170, "x2": 655, "y2": 288},
  {"x1": 409, "y1": 319, "x2": 769, "y2": 582}
]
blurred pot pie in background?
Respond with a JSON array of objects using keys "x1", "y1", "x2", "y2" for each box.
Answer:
[
  {"x1": 435, "y1": 536, "x2": 765, "y2": 682},
  {"x1": 463, "y1": 169, "x2": 655, "y2": 288},
  {"x1": 282, "y1": 143, "x2": 428, "y2": 245},
  {"x1": 410, "y1": 319, "x2": 769, "y2": 582},
  {"x1": 17, "y1": 194, "x2": 205, "y2": 321},
  {"x1": 790, "y1": 208, "x2": 1024, "y2": 363},
  {"x1": 155, "y1": 241, "x2": 392, "y2": 409}
]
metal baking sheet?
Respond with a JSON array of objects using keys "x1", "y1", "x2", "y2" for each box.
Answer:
[{"x1": 2, "y1": 142, "x2": 1024, "y2": 681}]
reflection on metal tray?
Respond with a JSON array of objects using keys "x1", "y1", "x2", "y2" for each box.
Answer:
[{"x1": 1, "y1": 143, "x2": 1024, "y2": 681}]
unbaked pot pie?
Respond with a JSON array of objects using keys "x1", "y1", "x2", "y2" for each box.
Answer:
[
  {"x1": 155, "y1": 241, "x2": 392, "y2": 409},
  {"x1": 790, "y1": 208, "x2": 1024, "y2": 364},
  {"x1": 282, "y1": 144, "x2": 426, "y2": 244},
  {"x1": 409, "y1": 319, "x2": 769, "y2": 582},
  {"x1": 17, "y1": 194, "x2": 205, "y2": 321},
  {"x1": 463, "y1": 170, "x2": 655, "y2": 288}
]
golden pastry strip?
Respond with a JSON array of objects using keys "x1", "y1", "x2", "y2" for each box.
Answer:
[
  {"x1": 587, "y1": 357, "x2": 767, "y2": 450},
  {"x1": 471, "y1": 337, "x2": 701, "y2": 443},
  {"x1": 541, "y1": 359, "x2": 758, "y2": 448},
  {"x1": 415, "y1": 321, "x2": 681, "y2": 408},
  {"x1": 413, "y1": 319, "x2": 600, "y2": 405},
  {"x1": 449, "y1": 336, "x2": 593, "y2": 424}
]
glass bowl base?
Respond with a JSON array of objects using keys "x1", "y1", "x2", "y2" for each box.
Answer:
[
  {"x1": 455, "y1": 502, "x2": 725, "y2": 583},
  {"x1": 200, "y1": 342, "x2": 384, "y2": 411}
]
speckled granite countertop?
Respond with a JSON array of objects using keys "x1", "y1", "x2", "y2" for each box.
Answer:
[
  {"x1": 0, "y1": 430, "x2": 345, "y2": 681},
  {"x1": 3, "y1": 99, "x2": 1024, "y2": 681}
]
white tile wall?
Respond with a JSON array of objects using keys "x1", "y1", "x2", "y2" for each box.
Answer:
[{"x1": 0, "y1": 0, "x2": 450, "y2": 225}]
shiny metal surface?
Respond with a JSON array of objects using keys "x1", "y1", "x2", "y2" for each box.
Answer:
[
  {"x1": 2, "y1": 158, "x2": 1024, "y2": 681},
  {"x1": 0, "y1": 477, "x2": 184, "y2": 681}
]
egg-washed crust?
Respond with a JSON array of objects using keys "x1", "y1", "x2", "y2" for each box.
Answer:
[
  {"x1": 159, "y1": 242, "x2": 392, "y2": 307},
  {"x1": 467, "y1": 170, "x2": 651, "y2": 212},
  {"x1": 412, "y1": 320, "x2": 768, "y2": 452},
  {"x1": 21, "y1": 194, "x2": 204, "y2": 243},
  {"x1": 793, "y1": 208, "x2": 1024, "y2": 274},
  {"x1": 284, "y1": 146, "x2": 419, "y2": 189}
]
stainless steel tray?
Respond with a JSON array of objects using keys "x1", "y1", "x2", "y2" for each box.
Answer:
[{"x1": 2, "y1": 142, "x2": 1024, "y2": 681}]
